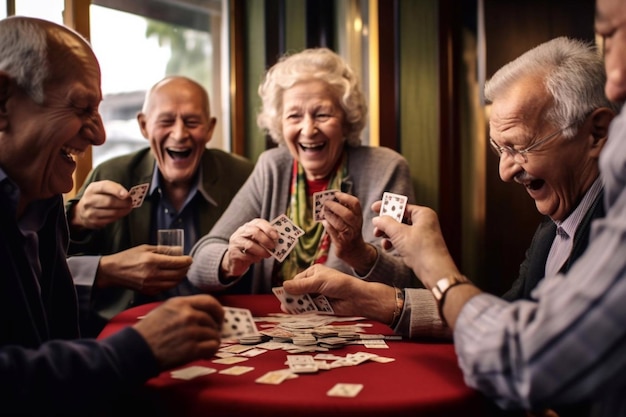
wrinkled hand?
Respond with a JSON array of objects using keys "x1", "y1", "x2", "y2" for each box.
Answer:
[
  {"x1": 371, "y1": 202, "x2": 459, "y2": 286},
  {"x1": 98, "y1": 245, "x2": 192, "y2": 295},
  {"x1": 322, "y1": 192, "x2": 376, "y2": 273},
  {"x1": 133, "y1": 295, "x2": 224, "y2": 370},
  {"x1": 70, "y1": 180, "x2": 133, "y2": 230},
  {"x1": 283, "y1": 264, "x2": 396, "y2": 324},
  {"x1": 220, "y1": 219, "x2": 278, "y2": 278}
]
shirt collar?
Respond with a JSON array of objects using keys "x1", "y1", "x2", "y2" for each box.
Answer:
[
  {"x1": 148, "y1": 162, "x2": 215, "y2": 206},
  {"x1": 553, "y1": 177, "x2": 603, "y2": 239},
  {"x1": 0, "y1": 165, "x2": 59, "y2": 231}
]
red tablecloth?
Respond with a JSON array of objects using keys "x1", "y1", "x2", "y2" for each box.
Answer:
[{"x1": 98, "y1": 294, "x2": 489, "y2": 417}]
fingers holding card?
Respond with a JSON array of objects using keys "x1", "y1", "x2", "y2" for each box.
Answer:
[
  {"x1": 379, "y1": 192, "x2": 408, "y2": 223},
  {"x1": 313, "y1": 189, "x2": 340, "y2": 221},
  {"x1": 129, "y1": 182, "x2": 150, "y2": 208},
  {"x1": 272, "y1": 286, "x2": 334, "y2": 315},
  {"x1": 266, "y1": 214, "x2": 304, "y2": 262}
]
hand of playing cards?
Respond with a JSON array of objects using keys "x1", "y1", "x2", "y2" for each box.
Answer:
[
  {"x1": 264, "y1": 214, "x2": 304, "y2": 262},
  {"x1": 272, "y1": 286, "x2": 334, "y2": 315},
  {"x1": 262, "y1": 190, "x2": 408, "y2": 264}
]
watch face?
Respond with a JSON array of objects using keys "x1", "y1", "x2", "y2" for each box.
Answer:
[{"x1": 433, "y1": 277, "x2": 461, "y2": 300}]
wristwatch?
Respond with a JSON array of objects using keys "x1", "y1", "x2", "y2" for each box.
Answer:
[
  {"x1": 431, "y1": 276, "x2": 465, "y2": 301},
  {"x1": 431, "y1": 276, "x2": 470, "y2": 326}
]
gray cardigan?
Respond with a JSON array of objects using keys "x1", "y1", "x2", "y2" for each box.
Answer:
[{"x1": 188, "y1": 145, "x2": 419, "y2": 293}]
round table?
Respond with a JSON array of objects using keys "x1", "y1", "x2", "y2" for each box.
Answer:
[{"x1": 98, "y1": 294, "x2": 489, "y2": 417}]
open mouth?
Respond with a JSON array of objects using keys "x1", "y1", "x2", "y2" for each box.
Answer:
[
  {"x1": 166, "y1": 148, "x2": 193, "y2": 160},
  {"x1": 61, "y1": 146, "x2": 84, "y2": 162},
  {"x1": 299, "y1": 142, "x2": 326, "y2": 152},
  {"x1": 526, "y1": 179, "x2": 545, "y2": 191}
]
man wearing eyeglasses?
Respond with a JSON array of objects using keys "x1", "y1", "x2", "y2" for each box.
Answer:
[
  {"x1": 280, "y1": 35, "x2": 625, "y2": 416},
  {"x1": 487, "y1": 39, "x2": 620, "y2": 306}
]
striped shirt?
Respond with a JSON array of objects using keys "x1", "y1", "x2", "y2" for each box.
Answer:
[{"x1": 453, "y1": 108, "x2": 626, "y2": 416}]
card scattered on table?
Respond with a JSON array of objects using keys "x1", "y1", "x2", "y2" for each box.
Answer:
[
  {"x1": 218, "y1": 365, "x2": 255, "y2": 376},
  {"x1": 212, "y1": 356, "x2": 249, "y2": 365},
  {"x1": 129, "y1": 182, "x2": 149, "y2": 208},
  {"x1": 379, "y1": 192, "x2": 408, "y2": 223},
  {"x1": 287, "y1": 354, "x2": 319, "y2": 373},
  {"x1": 171, "y1": 365, "x2": 217, "y2": 380},
  {"x1": 266, "y1": 214, "x2": 305, "y2": 262},
  {"x1": 255, "y1": 369, "x2": 296, "y2": 385},
  {"x1": 327, "y1": 383, "x2": 364, "y2": 398},
  {"x1": 313, "y1": 189, "x2": 340, "y2": 221}
]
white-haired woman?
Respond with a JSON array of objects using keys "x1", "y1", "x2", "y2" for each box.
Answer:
[{"x1": 188, "y1": 47, "x2": 417, "y2": 293}]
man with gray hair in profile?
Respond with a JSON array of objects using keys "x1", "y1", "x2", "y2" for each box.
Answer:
[
  {"x1": 282, "y1": 35, "x2": 624, "y2": 417},
  {"x1": 0, "y1": 16, "x2": 224, "y2": 415}
]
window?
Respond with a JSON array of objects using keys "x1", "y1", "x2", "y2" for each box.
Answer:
[
  {"x1": 9, "y1": 0, "x2": 227, "y2": 196},
  {"x1": 90, "y1": 0, "x2": 227, "y2": 167}
]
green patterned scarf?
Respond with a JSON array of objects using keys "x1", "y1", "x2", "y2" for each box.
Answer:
[{"x1": 279, "y1": 152, "x2": 347, "y2": 281}]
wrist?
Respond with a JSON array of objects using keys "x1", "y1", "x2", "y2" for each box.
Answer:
[
  {"x1": 431, "y1": 276, "x2": 472, "y2": 327},
  {"x1": 352, "y1": 243, "x2": 378, "y2": 276},
  {"x1": 388, "y1": 287, "x2": 405, "y2": 327}
]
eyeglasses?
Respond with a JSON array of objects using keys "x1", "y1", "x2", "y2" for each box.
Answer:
[{"x1": 489, "y1": 122, "x2": 577, "y2": 164}]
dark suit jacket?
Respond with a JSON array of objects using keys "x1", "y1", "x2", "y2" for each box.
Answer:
[
  {"x1": 65, "y1": 147, "x2": 254, "y2": 336},
  {"x1": 502, "y1": 190, "x2": 605, "y2": 301},
  {"x1": 0, "y1": 192, "x2": 157, "y2": 415}
]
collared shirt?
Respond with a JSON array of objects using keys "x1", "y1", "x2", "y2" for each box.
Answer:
[
  {"x1": 544, "y1": 177, "x2": 603, "y2": 277},
  {"x1": 149, "y1": 163, "x2": 205, "y2": 254},
  {"x1": 69, "y1": 163, "x2": 210, "y2": 286},
  {"x1": 0, "y1": 167, "x2": 56, "y2": 294},
  {"x1": 453, "y1": 108, "x2": 626, "y2": 416}
]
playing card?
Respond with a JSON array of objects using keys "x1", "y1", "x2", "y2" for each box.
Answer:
[
  {"x1": 129, "y1": 182, "x2": 149, "y2": 208},
  {"x1": 212, "y1": 356, "x2": 249, "y2": 365},
  {"x1": 379, "y1": 192, "x2": 408, "y2": 223},
  {"x1": 266, "y1": 214, "x2": 305, "y2": 262},
  {"x1": 170, "y1": 365, "x2": 217, "y2": 380},
  {"x1": 255, "y1": 370, "x2": 292, "y2": 385},
  {"x1": 312, "y1": 294, "x2": 334, "y2": 314},
  {"x1": 287, "y1": 354, "x2": 318, "y2": 373},
  {"x1": 272, "y1": 286, "x2": 318, "y2": 314},
  {"x1": 218, "y1": 366, "x2": 255, "y2": 376},
  {"x1": 313, "y1": 189, "x2": 340, "y2": 221},
  {"x1": 327, "y1": 383, "x2": 364, "y2": 398},
  {"x1": 221, "y1": 307, "x2": 259, "y2": 339}
]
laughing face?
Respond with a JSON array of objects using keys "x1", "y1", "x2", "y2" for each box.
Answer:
[
  {"x1": 137, "y1": 77, "x2": 216, "y2": 188},
  {"x1": 489, "y1": 76, "x2": 602, "y2": 221},
  {"x1": 281, "y1": 80, "x2": 346, "y2": 180},
  {"x1": 0, "y1": 24, "x2": 105, "y2": 209}
]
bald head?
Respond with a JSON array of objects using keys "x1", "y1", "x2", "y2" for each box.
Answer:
[{"x1": 142, "y1": 76, "x2": 211, "y2": 119}]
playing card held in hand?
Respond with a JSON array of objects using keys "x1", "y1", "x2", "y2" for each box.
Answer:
[{"x1": 266, "y1": 214, "x2": 305, "y2": 262}]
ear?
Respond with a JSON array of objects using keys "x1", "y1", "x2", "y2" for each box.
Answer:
[
  {"x1": 0, "y1": 72, "x2": 13, "y2": 131},
  {"x1": 136, "y1": 112, "x2": 149, "y2": 140},
  {"x1": 587, "y1": 107, "x2": 615, "y2": 158},
  {"x1": 204, "y1": 117, "x2": 217, "y2": 145}
]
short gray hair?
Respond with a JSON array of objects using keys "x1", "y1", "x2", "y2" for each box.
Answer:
[
  {"x1": 485, "y1": 36, "x2": 622, "y2": 139},
  {"x1": 256, "y1": 47, "x2": 367, "y2": 147},
  {"x1": 0, "y1": 17, "x2": 49, "y2": 103}
]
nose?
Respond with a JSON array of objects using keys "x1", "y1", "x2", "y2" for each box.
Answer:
[
  {"x1": 301, "y1": 115, "x2": 317, "y2": 137},
  {"x1": 498, "y1": 154, "x2": 521, "y2": 182},
  {"x1": 83, "y1": 113, "x2": 106, "y2": 146},
  {"x1": 170, "y1": 118, "x2": 189, "y2": 141}
]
